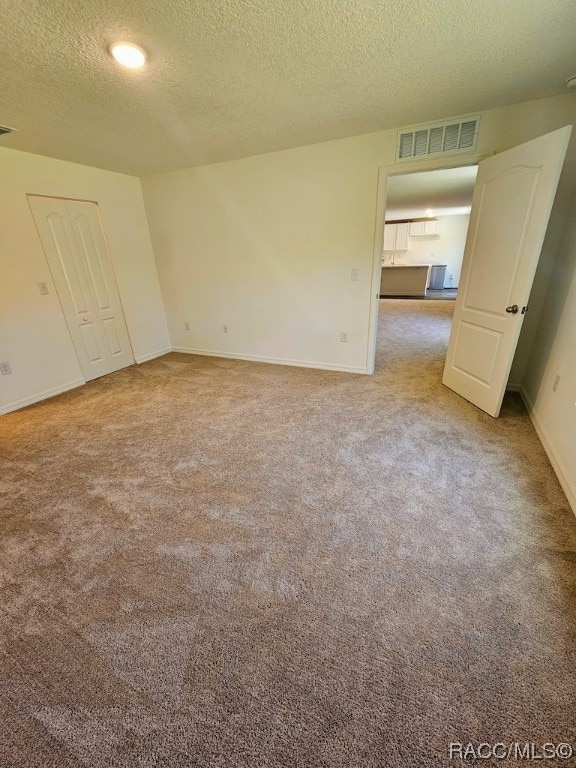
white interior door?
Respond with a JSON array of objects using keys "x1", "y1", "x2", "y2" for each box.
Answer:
[
  {"x1": 442, "y1": 126, "x2": 572, "y2": 417},
  {"x1": 28, "y1": 196, "x2": 134, "y2": 381}
]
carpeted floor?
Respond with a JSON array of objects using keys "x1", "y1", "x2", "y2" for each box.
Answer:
[{"x1": 1, "y1": 300, "x2": 575, "y2": 767}]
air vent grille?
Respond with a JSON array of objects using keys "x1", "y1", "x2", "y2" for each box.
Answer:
[
  {"x1": 0, "y1": 124, "x2": 16, "y2": 136},
  {"x1": 397, "y1": 116, "x2": 479, "y2": 161}
]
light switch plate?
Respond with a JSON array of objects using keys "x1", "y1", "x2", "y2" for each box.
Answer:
[{"x1": 38, "y1": 282, "x2": 49, "y2": 295}]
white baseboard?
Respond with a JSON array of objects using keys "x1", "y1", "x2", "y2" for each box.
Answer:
[
  {"x1": 506, "y1": 382, "x2": 521, "y2": 392},
  {"x1": 1, "y1": 378, "x2": 85, "y2": 415},
  {"x1": 135, "y1": 347, "x2": 172, "y2": 364},
  {"x1": 171, "y1": 346, "x2": 369, "y2": 375},
  {"x1": 520, "y1": 386, "x2": 576, "y2": 516}
]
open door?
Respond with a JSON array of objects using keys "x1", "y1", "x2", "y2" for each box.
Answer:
[{"x1": 442, "y1": 126, "x2": 572, "y2": 417}]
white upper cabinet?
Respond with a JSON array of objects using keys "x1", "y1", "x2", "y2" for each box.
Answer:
[
  {"x1": 395, "y1": 222, "x2": 409, "y2": 249},
  {"x1": 383, "y1": 223, "x2": 396, "y2": 251},
  {"x1": 383, "y1": 222, "x2": 409, "y2": 251},
  {"x1": 409, "y1": 219, "x2": 439, "y2": 237}
]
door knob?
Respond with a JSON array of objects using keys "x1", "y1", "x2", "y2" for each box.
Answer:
[{"x1": 505, "y1": 305, "x2": 519, "y2": 314}]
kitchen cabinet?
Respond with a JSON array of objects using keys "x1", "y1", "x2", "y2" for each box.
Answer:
[
  {"x1": 383, "y1": 222, "x2": 409, "y2": 251},
  {"x1": 409, "y1": 219, "x2": 439, "y2": 237},
  {"x1": 380, "y1": 265, "x2": 430, "y2": 296}
]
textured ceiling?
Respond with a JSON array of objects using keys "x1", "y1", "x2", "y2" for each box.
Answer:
[
  {"x1": 1, "y1": 0, "x2": 576, "y2": 176},
  {"x1": 387, "y1": 166, "x2": 478, "y2": 216}
]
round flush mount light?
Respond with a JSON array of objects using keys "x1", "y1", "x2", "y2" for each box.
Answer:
[
  {"x1": 109, "y1": 42, "x2": 147, "y2": 69},
  {"x1": 425, "y1": 208, "x2": 434, "y2": 217},
  {"x1": 566, "y1": 75, "x2": 576, "y2": 90}
]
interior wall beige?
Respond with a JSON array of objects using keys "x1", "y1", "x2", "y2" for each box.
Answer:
[
  {"x1": 142, "y1": 133, "x2": 384, "y2": 372},
  {"x1": 0, "y1": 147, "x2": 170, "y2": 413},
  {"x1": 522, "y1": 188, "x2": 576, "y2": 510},
  {"x1": 141, "y1": 91, "x2": 576, "y2": 508},
  {"x1": 142, "y1": 93, "x2": 576, "y2": 371}
]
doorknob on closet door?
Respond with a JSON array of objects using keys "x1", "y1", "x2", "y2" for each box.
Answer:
[{"x1": 505, "y1": 305, "x2": 519, "y2": 314}]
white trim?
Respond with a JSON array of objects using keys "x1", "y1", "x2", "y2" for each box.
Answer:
[
  {"x1": 1, "y1": 378, "x2": 85, "y2": 415},
  {"x1": 506, "y1": 382, "x2": 521, "y2": 392},
  {"x1": 171, "y1": 346, "x2": 368, "y2": 375},
  {"x1": 135, "y1": 347, "x2": 172, "y2": 364},
  {"x1": 520, "y1": 386, "x2": 576, "y2": 516}
]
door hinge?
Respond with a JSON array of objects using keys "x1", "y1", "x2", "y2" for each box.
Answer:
[{"x1": 521, "y1": 306, "x2": 529, "y2": 314}]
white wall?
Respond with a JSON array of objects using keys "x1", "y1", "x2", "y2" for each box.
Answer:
[
  {"x1": 141, "y1": 90, "x2": 576, "y2": 510},
  {"x1": 142, "y1": 135, "x2": 382, "y2": 372},
  {"x1": 0, "y1": 147, "x2": 170, "y2": 414},
  {"x1": 508, "y1": 161, "x2": 576, "y2": 387},
  {"x1": 386, "y1": 215, "x2": 470, "y2": 287},
  {"x1": 142, "y1": 92, "x2": 576, "y2": 371},
  {"x1": 521, "y1": 185, "x2": 576, "y2": 511}
]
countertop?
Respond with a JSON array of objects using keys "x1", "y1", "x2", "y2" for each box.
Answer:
[{"x1": 382, "y1": 263, "x2": 430, "y2": 268}]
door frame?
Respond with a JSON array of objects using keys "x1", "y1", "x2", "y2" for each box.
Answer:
[{"x1": 366, "y1": 152, "x2": 487, "y2": 374}]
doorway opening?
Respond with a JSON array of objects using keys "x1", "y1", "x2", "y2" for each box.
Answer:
[
  {"x1": 381, "y1": 165, "x2": 477, "y2": 301},
  {"x1": 366, "y1": 154, "x2": 483, "y2": 377},
  {"x1": 368, "y1": 126, "x2": 570, "y2": 418},
  {"x1": 370, "y1": 164, "x2": 478, "y2": 378}
]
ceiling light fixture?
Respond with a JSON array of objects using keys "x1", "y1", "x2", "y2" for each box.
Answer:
[
  {"x1": 566, "y1": 75, "x2": 576, "y2": 90},
  {"x1": 109, "y1": 42, "x2": 147, "y2": 69},
  {"x1": 425, "y1": 208, "x2": 434, "y2": 217}
]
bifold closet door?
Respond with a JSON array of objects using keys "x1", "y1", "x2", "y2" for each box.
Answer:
[{"x1": 28, "y1": 196, "x2": 134, "y2": 381}]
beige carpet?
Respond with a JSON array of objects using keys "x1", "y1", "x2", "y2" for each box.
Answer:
[{"x1": 1, "y1": 300, "x2": 575, "y2": 767}]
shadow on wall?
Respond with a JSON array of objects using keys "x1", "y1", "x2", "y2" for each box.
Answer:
[{"x1": 512, "y1": 164, "x2": 576, "y2": 387}]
